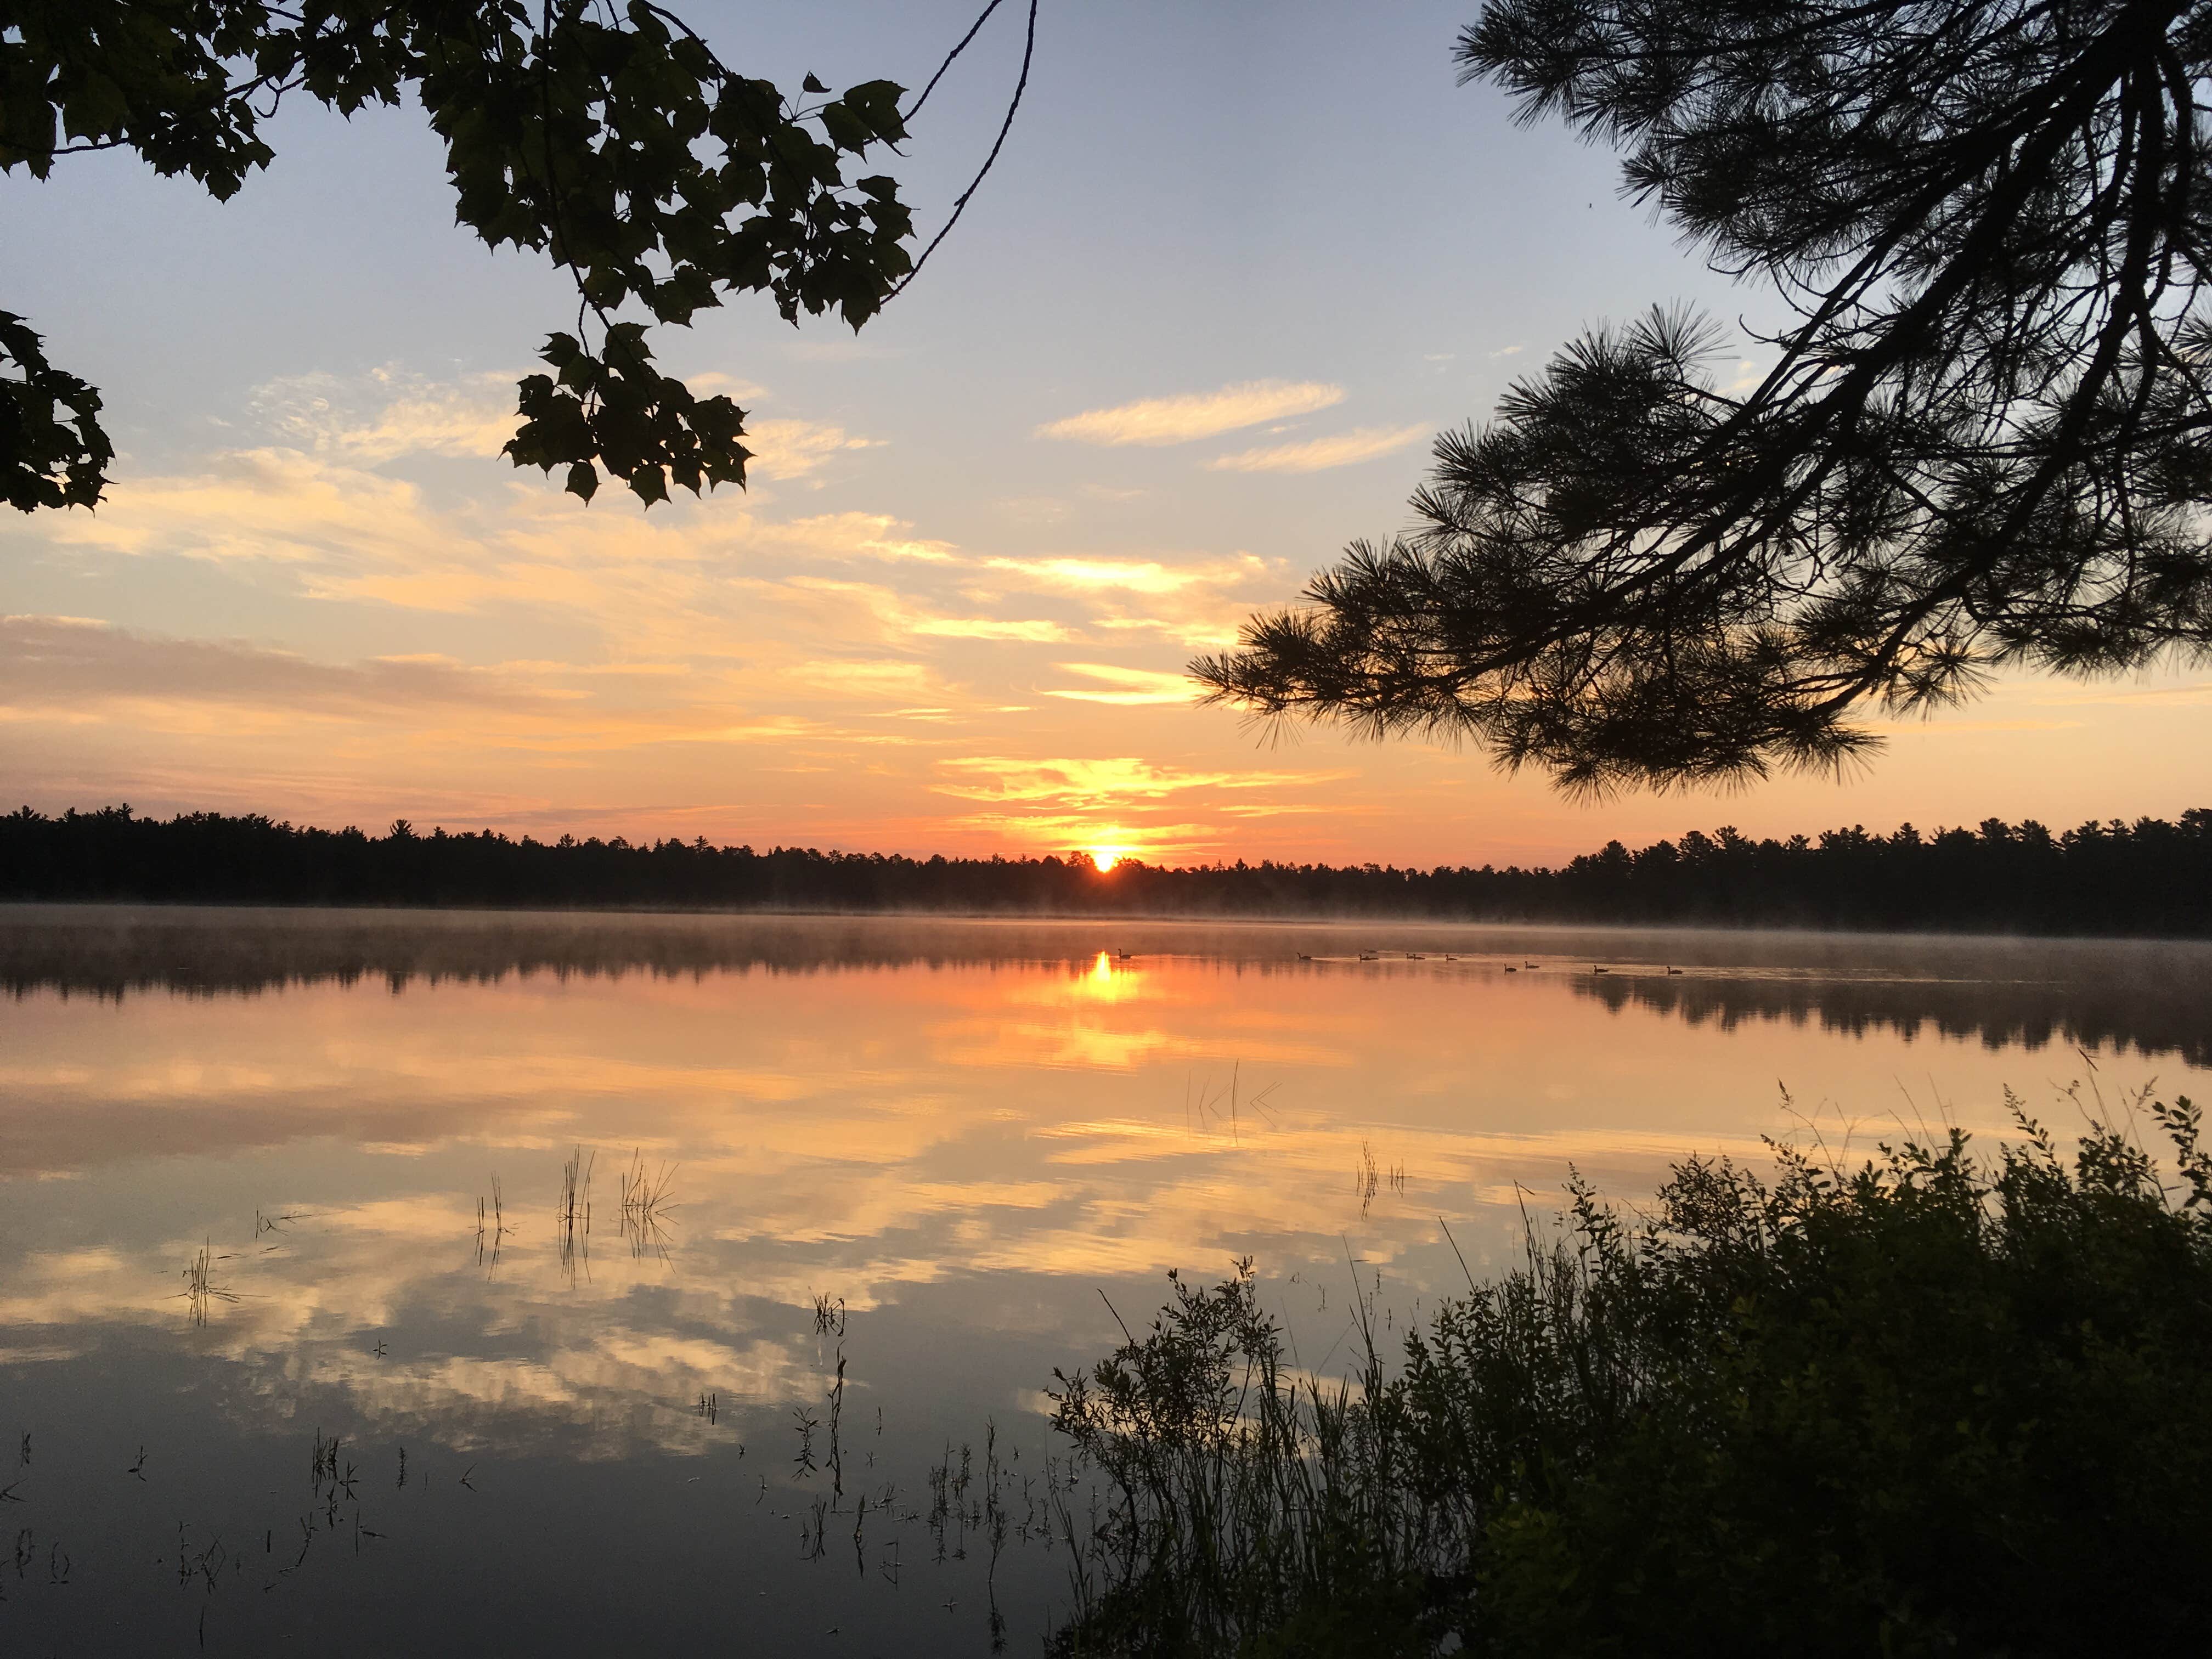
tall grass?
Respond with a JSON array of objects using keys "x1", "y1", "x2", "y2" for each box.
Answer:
[
  {"x1": 1049, "y1": 1091, "x2": 2212, "y2": 1656},
  {"x1": 475, "y1": 1175, "x2": 507, "y2": 1273},
  {"x1": 617, "y1": 1148, "x2": 677, "y2": 1260},
  {"x1": 556, "y1": 1147, "x2": 593, "y2": 1283},
  {"x1": 179, "y1": 1240, "x2": 238, "y2": 1327}
]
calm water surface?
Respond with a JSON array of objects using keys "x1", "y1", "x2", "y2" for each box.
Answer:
[{"x1": 3, "y1": 907, "x2": 2208, "y2": 1655}]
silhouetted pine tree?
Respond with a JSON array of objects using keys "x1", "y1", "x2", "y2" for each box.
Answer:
[{"x1": 1199, "y1": 1, "x2": 2212, "y2": 792}]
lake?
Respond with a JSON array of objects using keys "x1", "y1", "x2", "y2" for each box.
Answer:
[{"x1": 3, "y1": 906, "x2": 2207, "y2": 1655}]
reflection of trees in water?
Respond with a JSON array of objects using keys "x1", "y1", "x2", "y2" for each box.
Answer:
[
  {"x1": 5, "y1": 909, "x2": 2208, "y2": 1068},
  {"x1": 1577, "y1": 974, "x2": 2211, "y2": 1069},
  {"x1": 0, "y1": 911, "x2": 1168, "y2": 1001}
]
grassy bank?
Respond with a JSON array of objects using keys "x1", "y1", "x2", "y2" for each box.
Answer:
[{"x1": 1048, "y1": 1093, "x2": 2212, "y2": 1656}]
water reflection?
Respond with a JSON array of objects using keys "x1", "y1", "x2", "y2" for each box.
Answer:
[
  {"x1": 5, "y1": 904, "x2": 2206, "y2": 1065},
  {"x1": 2, "y1": 908, "x2": 2207, "y2": 1652}
]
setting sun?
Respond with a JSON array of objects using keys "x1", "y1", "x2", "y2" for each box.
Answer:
[{"x1": 1088, "y1": 848, "x2": 1125, "y2": 873}]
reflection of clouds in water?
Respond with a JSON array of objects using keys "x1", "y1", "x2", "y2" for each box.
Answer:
[
  {"x1": 0, "y1": 1090, "x2": 2131, "y2": 1469},
  {"x1": 0, "y1": 1109, "x2": 1960, "y2": 1346},
  {"x1": 2, "y1": 913, "x2": 2203, "y2": 1474},
  {"x1": 932, "y1": 1013, "x2": 1212, "y2": 1071},
  {"x1": 0, "y1": 1248, "x2": 171, "y2": 1328},
  {"x1": 265, "y1": 1330, "x2": 814, "y2": 1459},
  {"x1": 1, "y1": 1209, "x2": 828, "y2": 1459}
]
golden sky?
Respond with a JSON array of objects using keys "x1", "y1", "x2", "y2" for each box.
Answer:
[{"x1": 3, "y1": 1, "x2": 2206, "y2": 866}]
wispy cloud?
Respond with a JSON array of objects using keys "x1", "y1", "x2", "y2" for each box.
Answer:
[
  {"x1": 1205, "y1": 424, "x2": 1430, "y2": 473},
  {"x1": 788, "y1": 658, "x2": 942, "y2": 702},
  {"x1": 1723, "y1": 354, "x2": 1777, "y2": 396},
  {"x1": 743, "y1": 418, "x2": 879, "y2": 483},
  {"x1": 992, "y1": 495, "x2": 1072, "y2": 526},
  {"x1": 1042, "y1": 663, "x2": 1197, "y2": 706},
  {"x1": 251, "y1": 368, "x2": 518, "y2": 462},
  {"x1": 1037, "y1": 380, "x2": 1343, "y2": 447},
  {"x1": 937, "y1": 757, "x2": 1219, "y2": 804},
  {"x1": 915, "y1": 617, "x2": 1075, "y2": 642},
  {"x1": 2027, "y1": 679, "x2": 2212, "y2": 708},
  {"x1": 973, "y1": 555, "x2": 1272, "y2": 652},
  {"x1": 935, "y1": 756, "x2": 1338, "y2": 805},
  {"x1": 44, "y1": 447, "x2": 437, "y2": 566},
  {"x1": 983, "y1": 554, "x2": 1262, "y2": 595},
  {"x1": 780, "y1": 577, "x2": 1077, "y2": 645},
  {"x1": 0, "y1": 616, "x2": 918, "y2": 765},
  {"x1": 1864, "y1": 717, "x2": 2088, "y2": 736},
  {"x1": 1091, "y1": 614, "x2": 1243, "y2": 650},
  {"x1": 934, "y1": 811, "x2": 1222, "y2": 859},
  {"x1": 0, "y1": 614, "x2": 562, "y2": 715},
  {"x1": 766, "y1": 513, "x2": 961, "y2": 564},
  {"x1": 247, "y1": 368, "x2": 872, "y2": 487}
]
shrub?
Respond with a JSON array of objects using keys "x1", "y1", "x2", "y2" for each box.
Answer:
[{"x1": 1049, "y1": 1092, "x2": 2212, "y2": 1656}]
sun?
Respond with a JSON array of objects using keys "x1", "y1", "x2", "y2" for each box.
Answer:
[{"x1": 1087, "y1": 847, "x2": 1125, "y2": 873}]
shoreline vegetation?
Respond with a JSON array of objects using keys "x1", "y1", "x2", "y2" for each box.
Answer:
[
  {"x1": 4, "y1": 804, "x2": 2211, "y2": 937},
  {"x1": 1046, "y1": 1095, "x2": 2212, "y2": 1656}
]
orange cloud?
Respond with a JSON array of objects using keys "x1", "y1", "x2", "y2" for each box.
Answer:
[
  {"x1": 1037, "y1": 380, "x2": 1344, "y2": 446},
  {"x1": 983, "y1": 556, "x2": 1224, "y2": 594},
  {"x1": 1206, "y1": 424, "x2": 1432, "y2": 473},
  {"x1": 1043, "y1": 663, "x2": 1198, "y2": 706},
  {"x1": 743, "y1": 417, "x2": 881, "y2": 483},
  {"x1": 934, "y1": 756, "x2": 1342, "y2": 806}
]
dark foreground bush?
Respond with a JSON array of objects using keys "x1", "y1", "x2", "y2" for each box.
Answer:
[{"x1": 1048, "y1": 1093, "x2": 2212, "y2": 1657}]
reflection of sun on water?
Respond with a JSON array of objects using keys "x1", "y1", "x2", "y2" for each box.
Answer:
[{"x1": 1071, "y1": 949, "x2": 1147, "y2": 1013}]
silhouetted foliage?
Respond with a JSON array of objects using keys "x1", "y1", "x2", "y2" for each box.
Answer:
[
  {"x1": 1050, "y1": 1097, "x2": 2212, "y2": 1656},
  {"x1": 0, "y1": 309, "x2": 109, "y2": 509},
  {"x1": 0, "y1": 1, "x2": 1034, "y2": 509},
  {"x1": 3, "y1": 803, "x2": 2209, "y2": 935},
  {"x1": 1200, "y1": 1, "x2": 2212, "y2": 791}
]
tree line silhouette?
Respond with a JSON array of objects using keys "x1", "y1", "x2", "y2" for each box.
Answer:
[{"x1": 3, "y1": 804, "x2": 2208, "y2": 935}]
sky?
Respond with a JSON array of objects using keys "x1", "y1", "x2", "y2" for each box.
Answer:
[{"x1": 3, "y1": 0, "x2": 2207, "y2": 870}]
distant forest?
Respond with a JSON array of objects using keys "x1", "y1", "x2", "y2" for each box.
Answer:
[{"x1": 3, "y1": 804, "x2": 2209, "y2": 936}]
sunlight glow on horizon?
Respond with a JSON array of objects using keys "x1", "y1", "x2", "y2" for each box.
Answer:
[{"x1": 4, "y1": 0, "x2": 2204, "y2": 867}]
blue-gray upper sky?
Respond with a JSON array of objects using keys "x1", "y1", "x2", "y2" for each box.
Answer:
[{"x1": 4, "y1": 1, "x2": 2204, "y2": 862}]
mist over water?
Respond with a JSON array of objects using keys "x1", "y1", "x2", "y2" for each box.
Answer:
[{"x1": 3, "y1": 908, "x2": 2206, "y2": 1653}]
